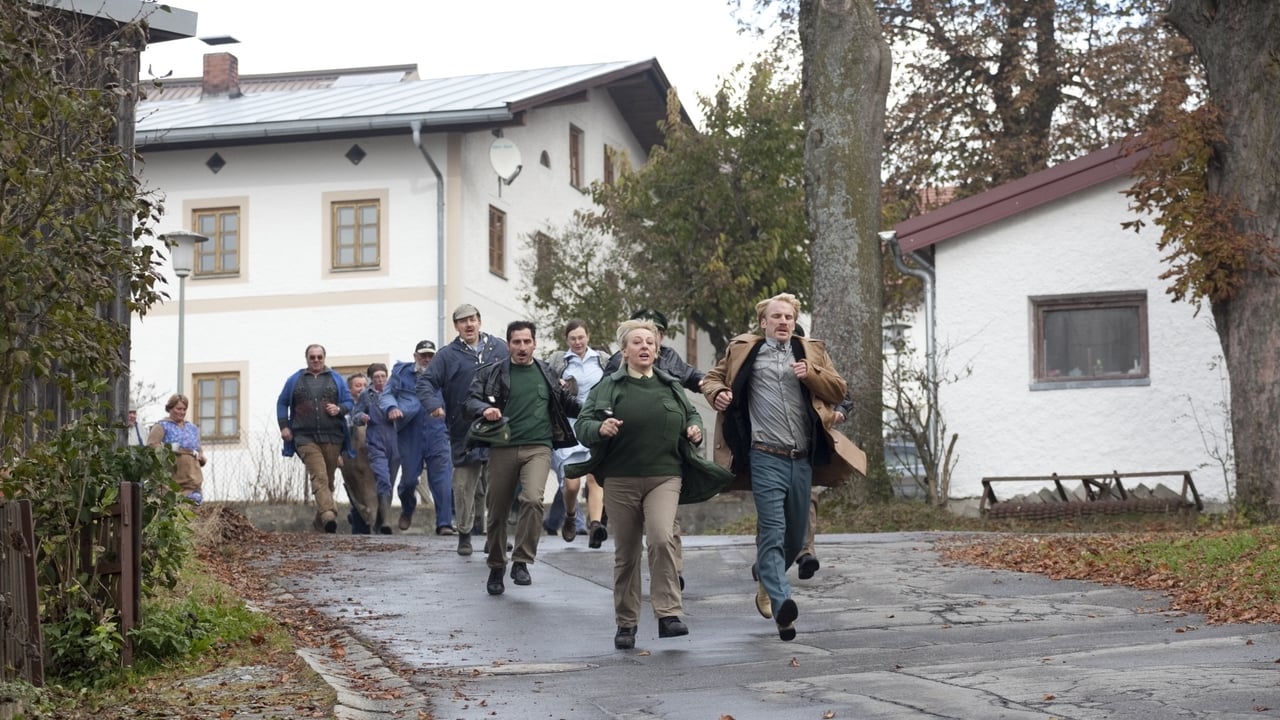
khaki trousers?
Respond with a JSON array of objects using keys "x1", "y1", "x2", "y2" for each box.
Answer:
[
  {"x1": 453, "y1": 461, "x2": 488, "y2": 535},
  {"x1": 603, "y1": 475, "x2": 682, "y2": 626},
  {"x1": 297, "y1": 442, "x2": 340, "y2": 524},
  {"x1": 343, "y1": 427, "x2": 378, "y2": 526},
  {"x1": 800, "y1": 489, "x2": 820, "y2": 559},
  {"x1": 484, "y1": 445, "x2": 551, "y2": 568}
]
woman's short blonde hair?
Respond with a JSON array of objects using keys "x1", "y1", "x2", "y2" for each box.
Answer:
[
  {"x1": 755, "y1": 292, "x2": 801, "y2": 324},
  {"x1": 164, "y1": 393, "x2": 190, "y2": 411},
  {"x1": 615, "y1": 319, "x2": 660, "y2": 349}
]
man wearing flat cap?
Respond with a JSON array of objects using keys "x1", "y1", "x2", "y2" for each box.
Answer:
[
  {"x1": 417, "y1": 303, "x2": 507, "y2": 556},
  {"x1": 381, "y1": 339, "x2": 454, "y2": 534}
]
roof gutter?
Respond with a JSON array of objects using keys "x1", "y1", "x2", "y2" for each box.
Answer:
[
  {"x1": 136, "y1": 108, "x2": 514, "y2": 148},
  {"x1": 411, "y1": 120, "x2": 447, "y2": 345},
  {"x1": 882, "y1": 230, "x2": 940, "y2": 499}
]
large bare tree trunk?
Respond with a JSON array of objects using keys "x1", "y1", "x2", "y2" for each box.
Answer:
[
  {"x1": 799, "y1": 0, "x2": 892, "y2": 494},
  {"x1": 1168, "y1": 1, "x2": 1280, "y2": 518}
]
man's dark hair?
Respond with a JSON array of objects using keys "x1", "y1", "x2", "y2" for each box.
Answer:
[{"x1": 507, "y1": 320, "x2": 537, "y2": 341}]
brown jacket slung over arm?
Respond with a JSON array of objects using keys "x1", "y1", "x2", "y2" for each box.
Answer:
[{"x1": 701, "y1": 333, "x2": 867, "y2": 490}]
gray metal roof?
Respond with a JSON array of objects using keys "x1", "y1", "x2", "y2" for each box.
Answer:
[
  {"x1": 34, "y1": 0, "x2": 197, "y2": 42},
  {"x1": 142, "y1": 64, "x2": 420, "y2": 102},
  {"x1": 137, "y1": 60, "x2": 676, "y2": 149}
]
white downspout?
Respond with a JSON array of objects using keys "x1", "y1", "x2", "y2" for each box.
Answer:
[
  {"x1": 411, "y1": 120, "x2": 446, "y2": 345},
  {"x1": 881, "y1": 230, "x2": 940, "y2": 492}
]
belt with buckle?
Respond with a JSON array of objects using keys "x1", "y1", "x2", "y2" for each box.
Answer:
[{"x1": 751, "y1": 442, "x2": 806, "y2": 459}]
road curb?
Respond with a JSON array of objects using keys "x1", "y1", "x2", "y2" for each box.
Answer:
[
  {"x1": 251, "y1": 578, "x2": 433, "y2": 719},
  {"x1": 296, "y1": 628, "x2": 431, "y2": 719}
]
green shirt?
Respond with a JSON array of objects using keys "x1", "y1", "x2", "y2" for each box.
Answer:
[
  {"x1": 596, "y1": 374, "x2": 684, "y2": 478},
  {"x1": 503, "y1": 362, "x2": 553, "y2": 447}
]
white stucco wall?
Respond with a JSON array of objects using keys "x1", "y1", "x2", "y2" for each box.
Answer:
[
  {"x1": 454, "y1": 87, "x2": 648, "y2": 328},
  {"x1": 131, "y1": 89, "x2": 650, "y2": 501},
  {"x1": 936, "y1": 177, "x2": 1232, "y2": 501}
]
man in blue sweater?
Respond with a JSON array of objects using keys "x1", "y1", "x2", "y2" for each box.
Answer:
[{"x1": 277, "y1": 344, "x2": 354, "y2": 533}]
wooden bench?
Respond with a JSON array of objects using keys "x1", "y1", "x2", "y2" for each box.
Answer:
[{"x1": 980, "y1": 470, "x2": 1202, "y2": 519}]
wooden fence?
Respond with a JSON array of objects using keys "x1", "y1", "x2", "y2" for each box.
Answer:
[
  {"x1": 81, "y1": 482, "x2": 142, "y2": 666},
  {"x1": 1, "y1": 481, "x2": 142, "y2": 685},
  {"x1": 0, "y1": 499, "x2": 43, "y2": 686}
]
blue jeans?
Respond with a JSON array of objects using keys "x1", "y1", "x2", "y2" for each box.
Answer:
[{"x1": 750, "y1": 449, "x2": 812, "y2": 611}]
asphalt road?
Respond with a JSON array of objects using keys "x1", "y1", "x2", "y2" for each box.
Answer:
[{"x1": 268, "y1": 531, "x2": 1280, "y2": 720}]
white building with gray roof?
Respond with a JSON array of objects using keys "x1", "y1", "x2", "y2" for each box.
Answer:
[{"x1": 131, "y1": 54, "x2": 685, "y2": 503}]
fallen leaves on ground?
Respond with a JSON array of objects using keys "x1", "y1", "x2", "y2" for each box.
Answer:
[
  {"x1": 937, "y1": 527, "x2": 1280, "y2": 625},
  {"x1": 46, "y1": 506, "x2": 429, "y2": 720}
]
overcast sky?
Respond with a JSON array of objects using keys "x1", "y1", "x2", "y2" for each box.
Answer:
[{"x1": 140, "y1": 0, "x2": 772, "y2": 115}]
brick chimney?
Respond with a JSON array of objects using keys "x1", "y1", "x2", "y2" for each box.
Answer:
[{"x1": 202, "y1": 52, "x2": 241, "y2": 98}]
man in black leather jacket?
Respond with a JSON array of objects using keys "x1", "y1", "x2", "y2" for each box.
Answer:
[
  {"x1": 465, "y1": 320, "x2": 581, "y2": 596},
  {"x1": 603, "y1": 308, "x2": 704, "y2": 393}
]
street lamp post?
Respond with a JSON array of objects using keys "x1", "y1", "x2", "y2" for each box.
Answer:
[{"x1": 161, "y1": 231, "x2": 209, "y2": 395}]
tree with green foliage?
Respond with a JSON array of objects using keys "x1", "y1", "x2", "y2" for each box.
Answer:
[
  {"x1": 0, "y1": 0, "x2": 167, "y2": 457},
  {"x1": 517, "y1": 214, "x2": 635, "y2": 351},
  {"x1": 0, "y1": 1, "x2": 190, "y2": 683},
  {"x1": 522, "y1": 60, "x2": 809, "y2": 357}
]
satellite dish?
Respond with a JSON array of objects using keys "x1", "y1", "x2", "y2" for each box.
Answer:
[{"x1": 489, "y1": 137, "x2": 523, "y2": 185}]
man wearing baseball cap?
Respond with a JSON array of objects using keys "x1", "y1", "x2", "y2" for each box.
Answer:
[
  {"x1": 380, "y1": 339, "x2": 454, "y2": 534},
  {"x1": 417, "y1": 303, "x2": 508, "y2": 556}
]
